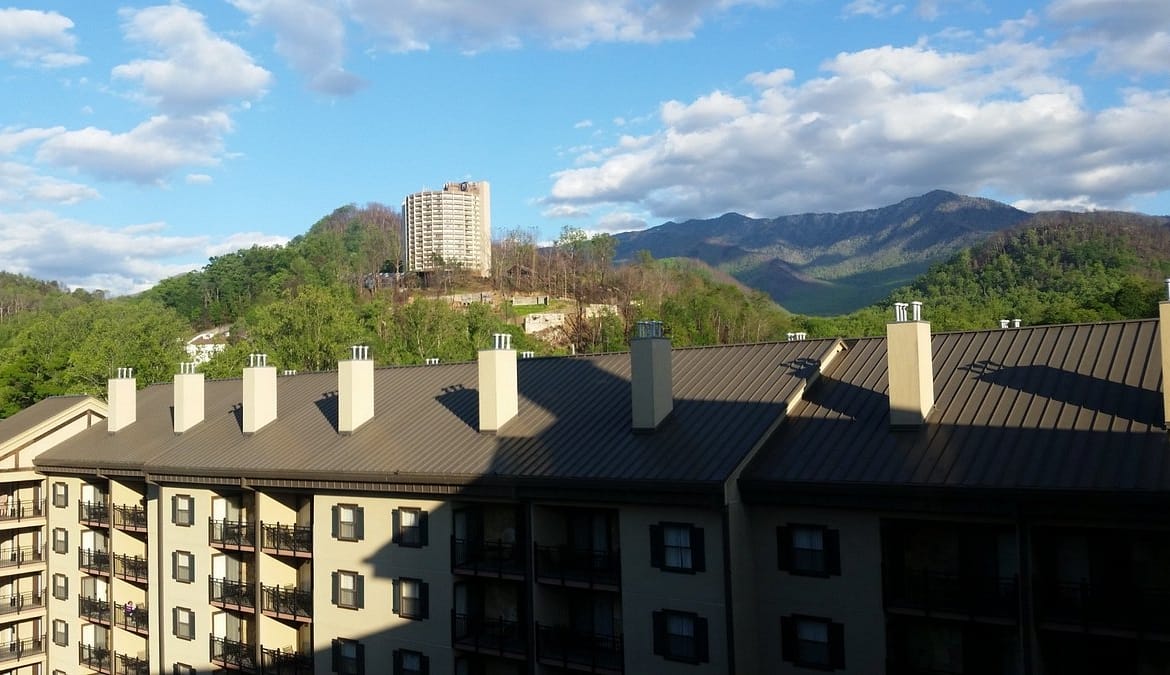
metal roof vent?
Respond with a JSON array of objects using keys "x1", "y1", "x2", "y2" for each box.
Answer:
[
  {"x1": 999, "y1": 319, "x2": 1010, "y2": 329},
  {"x1": 520, "y1": 351, "x2": 535, "y2": 359},
  {"x1": 492, "y1": 333, "x2": 511, "y2": 350},
  {"x1": 635, "y1": 320, "x2": 664, "y2": 339},
  {"x1": 1012, "y1": 318, "x2": 1021, "y2": 329},
  {"x1": 425, "y1": 357, "x2": 440, "y2": 365}
]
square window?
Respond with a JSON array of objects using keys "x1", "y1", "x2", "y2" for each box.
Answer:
[
  {"x1": 394, "y1": 649, "x2": 427, "y2": 675},
  {"x1": 393, "y1": 508, "x2": 428, "y2": 547},
  {"x1": 172, "y1": 495, "x2": 194, "y2": 526},
  {"x1": 334, "y1": 504, "x2": 363, "y2": 541},
  {"x1": 333, "y1": 638, "x2": 364, "y2": 675},
  {"x1": 52, "y1": 482, "x2": 68, "y2": 508},
  {"x1": 173, "y1": 607, "x2": 195, "y2": 640},
  {"x1": 663, "y1": 526, "x2": 692, "y2": 569},
  {"x1": 393, "y1": 578, "x2": 428, "y2": 620},
  {"x1": 52, "y1": 527, "x2": 68, "y2": 554},
  {"x1": 653, "y1": 609, "x2": 708, "y2": 664},
  {"x1": 333, "y1": 571, "x2": 363, "y2": 609},
  {"x1": 173, "y1": 551, "x2": 195, "y2": 583},
  {"x1": 52, "y1": 619, "x2": 68, "y2": 646},
  {"x1": 779, "y1": 524, "x2": 840, "y2": 577},
  {"x1": 781, "y1": 615, "x2": 845, "y2": 670},
  {"x1": 651, "y1": 523, "x2": 705, "y2": 573},
  {"x1": 52, "y1": 573, "x2": 68, "y2": 600}
]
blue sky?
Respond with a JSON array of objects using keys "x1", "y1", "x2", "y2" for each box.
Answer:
[{"x1": 2, "y1": 0, "x2": 1169, "y2": 294}]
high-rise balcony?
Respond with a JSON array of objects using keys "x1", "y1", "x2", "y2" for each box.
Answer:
[
  {"x1": 0, "y1": 635, "x2": 44, "y2": 664},
  {"x1": 112, "y1": 504, "x2": 147, "y2": 533},
  {"x1": 535, "y1": 545, "x2": 621, "y2": 590},
  {"x1": 209, "y1": 519, "x2": 256, "y2": 552},
  {"x1": 79, "y1": 642, "x2": 112, "y2": 673},
  {"x1": 112, "y1": 553, "x2": 148, "y2": 583},
  {"x1": 79, "y1": 501, "x2": 110, "y2": 528},
  {"x1": 536, "y1": 624, "x2": 624, "y2": 674},
  {"x1": 1037, "y1": 578, "x2": 1170, "y2": 633},
  {"x1": 115, "y1": 603, "x2": 148, "y2": 636},
  {"x1": 0, "y1": 544, "x2": 44, "y2": 570},
  {"x1": 0, "y1": 588, "x2": 44, "y2": 616},
  {"x1": 260, "y1": 583, "x2": 311, "y2": 622},
  {"x1": 452, "y1": 537, "x2": 525, "y2": 579},
  {"x1": 114, "y1": 653, "x2": 149, "y2": 675},
  {"x1": 0, "y1": 498, "x2": 44, "y2": 524},
  {"x1": 259, "y1": 522, "x2": 312, "y2": 558},
  {"x1": 80, "y1": 595, "x2": 110, "y2": 624},
  {"x1": 261, "y1": 646, "x2": 313, "y2": 674},
  {"x1": 78, "y1": 548, "x2": 110, "y2": 576},
  {"x1": 885, "y1": 569, "x2": 1019, "y2": 620},
  {"x1": 452, "y1": 611, "x2": 527, "y2": 660},
  {"x1": 210, "y1": 635, "x2": 257, "y2": 672},
  {"x1": 210, "y1": 577, "x2": 255, "y2": 612}
]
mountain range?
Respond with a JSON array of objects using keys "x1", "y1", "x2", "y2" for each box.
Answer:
[{"x1": 612, "y1": 190, "x2": 1037, "y2": 315}]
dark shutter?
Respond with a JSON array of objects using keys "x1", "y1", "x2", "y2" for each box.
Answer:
[
  {"x1": 777, "y1": 526, "x2": 792, "y2": 570},
  {"x1": 420, "y1": 511, "x2": 430, "y2": 546},
  {"x1": 825, "y1": 529, "x2": 841, "y2": 575},
  {"x1": 695, "y1": 616, "x2": 710, "y2": 663},
  {"x1": 355, "y1": 574, "x2": 365, "y2": 609},
  {"x1": 355, "y1": 507, "x2": 365, "y2": 540},
  {"x1": 331, "y1": 505, "x2": 339, "y2": 539},
  {"x1": 331, "y1": 639, "x2": 340, "y2": 672},
  {"x1": 829, "y1": 621, "x2": 845, "y2": 668},
  {"x1": 172, "y1": 607, "x2": 179, "y2": 636},
  {"x1": 649, "y1": 525, "x2": 664, "y2": 568},
  {"x1": 331, "y1": 572, "x2": 339, "y2": 605},
  {"x1": 171, "y1": 551, "x2": 178, "y2": 579},
  {"x1": 780, "y1": 616, "x2": 796, "y2": 662},
  {"x1": 420, "y1": 653, "x2": 430, "y2": 675},
  {"x1": 392, "y1": 509, "x2": 401, "y2": 544},
  {"x1": 171, "y1": 495, "x2": 178, "y2": 524},
  {"x1": 356, "y1": 642, "x2": 366, "y2": 675},
  {"x1": 392, "y1": 578, "x2": 400, "y2": 614},
  {"x1": 651, "y1": 610, "x2": 666, "y2": 656},
  {"x1": 420, "y1": 581, "x2": 430, "y2": 619},
  {"x1": 691, "y1": 526, "x2": 706, "y2": 572},
  {"x1": 393, "y1": 649, "x2": 403, "y2": 675}
]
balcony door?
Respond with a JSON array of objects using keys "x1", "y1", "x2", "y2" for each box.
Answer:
[{"x1": 212, "y1": 610, "x2": 243, "y2": 641}]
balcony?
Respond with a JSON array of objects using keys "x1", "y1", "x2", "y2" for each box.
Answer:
[
  {"x1": 452, "y1": 537, "x2": 525, "y2": 579},
  {"x1": 115, "y1": 653, "x2": 149, "y2": 675},
  {"x1": 453, "y1": 612, "x2": 527, "y2": 660},
  {"x1": 112, "y1": 504, "x2": 147, "y2": 533},
  {"x1": 1037, "y1": 578, "x2": 1170, "y2": 634},
  {"x1": 0, "y1": 635, "x2": 44, "y2": 664},
  {"x1": 885, "y1": 570, "x2": 1019, "y2": 620},
  {"x1": 80, "y1": 595, "x2": 110, "y2": 624},
  {"x1": 536, "y1": 624, "x2": 624, "y2": 674},
  {"x1": 79, "y1": 501, "x2": 110, "y2": 528},
  {"x1": 79, "y1": 548, "x2": 110, "y2": 576},
  {"x1": 0, "y1": 544, "x2": 44, "y2": 570},
  {"x1": 261, "y1": 583, "x2": 311, "y2": 621},
  {"x1": 113, "y1": 553, "x2": 148, "y2": 583},
  {"x1": 210, "y1": 635, "x2": 257, "y2": 672},
  {"x1": 260, "y1": 522, "x2": 312, "y2": 558},
  {"x1": 261, "y1": 646, "x2": 313, "y2": 674},
  {"x1": 115, "y1": 604, "x2": 148, "y2": 636},
  {"x1": 79, "y1": 642, "x2": 112, "y2": 673},
  {"x1": 210, "y1": 519, "x2": 256, "y2": 552},
  {"x1": 535, "y1": 545, "x2": 621, "y2": 590},
  {"x1": 210, "y1": 577, "x2": 256, "y2": 612},
  {"x1": 0, "y1": 589, "x2": 44, "y2": 616},
  {"x1": 0, "y1": 498, "x2": 44, "y2": 524}
]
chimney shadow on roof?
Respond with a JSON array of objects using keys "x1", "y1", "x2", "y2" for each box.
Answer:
[
  {"x1": 315, "y1": 391, "x2": 340, "y2": 434},
  {"x1": 230, "y1": 403, "x2": 243, "y2": 432},
  {"x1": 436, "y1": 384, "x2": 478, "y2": 430}
]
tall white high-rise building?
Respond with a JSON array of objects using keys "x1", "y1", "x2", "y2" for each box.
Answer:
[{"x1": 402, "y1": 181, "x2": 492, "y2": 277}]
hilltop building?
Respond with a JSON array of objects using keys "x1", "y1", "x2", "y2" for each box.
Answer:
[
  {"x1": 403, "y1": 181, "x2": 492, "y2": 278},
  {"x1": 4, "y1": 301, "x2": 1170, "y2": 673}
]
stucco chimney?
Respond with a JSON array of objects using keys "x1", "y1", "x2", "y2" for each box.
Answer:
[
  {"x1": 173, "y1": 362, "x2": 204, "y2": 434},
  {"x1": 1159, "y1": 280, "x2": 1170, "y2": 426},
  {"x1": 107, "y1": 367, "x2": 136, "y2": 433},
  {"x1": 887, "y1": 301, "x2": 934, "y2": 428},
  {"x1": 339, "y1": 345, "x2": 374, "y2": 434},
  {"x1": 243, "y1": 353, "x2": 277, "y2": 434},
  {"x1": 631, "y1": 320, "x2": 673, "y2": 432},
  {"x1": 478, "y1": 333, "x2": 518, "y2": 432}
]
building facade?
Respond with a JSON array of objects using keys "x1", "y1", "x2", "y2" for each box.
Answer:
[{"x1": 403, "y1": 181, "x2": 492, "y2": 278}]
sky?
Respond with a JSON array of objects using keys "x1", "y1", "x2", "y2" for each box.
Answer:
[{"x1": 2, "y1": 1, "x2": 1169, "y2": 295}]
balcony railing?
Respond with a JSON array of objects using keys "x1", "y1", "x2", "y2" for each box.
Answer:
[
  {"x1": 0, "y1": 589, "x2": 43, "y2": 616},
  {"x1": 1037, "y1": 578, "x2": 1170, "y2": 633},
  {"x1": 79, "y1": 501, "x2": 110, "y2": 527},
  {"x1": 112, "y1": 504, "x2": 147, "y2": 532},
  {"x1": 261, "y1": 646, "x2": 313, "y2": 674},
  {"x1": 113, "y1": 553, "x2": 148, "y2": 583},
  {"x1": 210, "y1": 519, "x2": 256, "y2": 551},
  {"x1": 0, "y1": 545, "x2": 44, "y2": 569},
  {"x1": 260, "y1": 522, "x2": 312, "y2": 557},
  {"x1": 452, "y1": 537, "x2": 525, "y2": 578},
  {"x1": 79, "y1": 548, "x2": 110, "y2": 575},
  {"x1": 0, "y1": 498, "x2": 44, "y2": 522},
  {"x1": 210, "y1": 577, "x2": 256, "y2": 611},
  {"x1": 115, "y1": 603, "x2": 149, "y2": 635},
  {"x1": 80, "y1": 642, "x2": 112, "y2": 673},
  {"x1": 885, "y1": 570, "x2": 1019, "y2": 619},
  {"x1": 210, "y1": 635, "x2": 257, "y2": 673},
  {"x1": 0, "y1": 635, "x2": 44, "y2": 663},
  {"x1": 536, "y1": 624, "x2": 624, "y2": 673},
  {"x1": 261, "y1": 584, "x2": 311, "y2": 620},
  {"x1": 452, "y1": 612, "x2": 527, "y2": 659},
  {"x1": 80, "y1": 595, "x2": 110, "y2": 624},
  {"x1": 535, "y1": 545, "x2": 621, "y2": 588},
  {"x1": 115, "y1": 652, "x2": 149, "y2": 675}
]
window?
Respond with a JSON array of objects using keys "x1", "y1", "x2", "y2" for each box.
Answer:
[
  {"x1": 173, "y1": 665, "x2": 195, "y2": 675},
  {"x1": 172, "y1": 551, "x2": 195, "y2": 583},
  {"x1": 652, "y1": 610, "x2": 709, "y2": 664},
  {"x1": 52, "y1": 482, "x2": 68, "y2": 508},
  {"x1": 393, "y1": 508, "x2": 429, "y2": 547},
  {"x1": 171, "y1": 495, "x2": 194, "y2": 526},
  {"x1": 394, "y1": 649, "x2": 429, "y2": 675},
  {"x1": 52, "y1": 573, "x2": 68, "y2": 600},
  {"x1": 332, "y1": 504, "x2": 364, "y2": 541},
  {"x1": 173, "y1": 607, "x2": 195, "y2": 640},
  {"x1": 52, "y1": 527, "x2": 68, "y2": 554},
  {"x1": 778, "y1": 524, "x2": 841, "y2": 577},
  {"x1": 781, "y1": 615, "x2": 845, "y2": 670},
  {"x1": 392, "y1": 578, "x2": 429, "y2": 620},
  {"x1": 650, "y1": 523, "x2": 705, "y2": 573},
  {"x1": 332, "y1": 571, "x2": 364, "y2": 609},
  {"x1": 52, "y1": 619, "x2": 68, "y2": 646},
  {"x1": 332, "y1": 638, "x2": 365, "y2": 675}
]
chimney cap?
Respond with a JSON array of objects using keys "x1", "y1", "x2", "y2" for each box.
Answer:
[
  {"x1": 999, "y1": 319, "x2": 1010, "y2": 329},
  {"x1": 349, "y1": 345, "x2": 370, "y2": 360},
  {"x1": 179, "y1": 362, "x2": 197, "y2": 375},
  {"x1": 492, "y1": 333, "x2": 512, "y2": 350},
  {"x1": 635, "y1": 320, "x2": 664, "y2": 339},
  {"x1": 115, "y1": 367, "x2": 134, "y2": 379},
  {"x1": 248, "y1": 353, "x2": 268, "y2": 368}
]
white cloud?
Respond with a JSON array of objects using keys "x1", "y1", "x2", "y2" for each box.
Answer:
[
  {"x1": 0, "y1": 8, "x2": 87, "y2": 68},
  {"x1": 0, "y1": 162, "x2": 100, "y2": 206},
  {"x1": 0, "y1": 126, "x2": 66, "y2": 154},
  {"x1": 113, "y1": 5, "x2": 272, "y2": 114},
  {"x1": 594, "y1": 210, "x2": 647, "y2": 233},
  {"x1": 843, "y1": 0, "x2": 906, "y2": 19},
  {"x1": 542, "y1": 204, "x2": 590, "y2": 218},
  {"x1": 1049, "y1": 0, "x2": 1170, "y2": 75},
  {"x1": 574, "y1": 119, "x2": 594, "y2": 129},
  {"x1": 185, "y1": 173, "x2": 213, "y2": 185},
  {"x1": 1012, "y1": 195, "x2": 1104, "y2": 211}
]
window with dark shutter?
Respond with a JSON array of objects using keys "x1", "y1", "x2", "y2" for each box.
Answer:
[
  {"x1": 650, "y1": 522, "x2": 704, "y2": 573},
  {"x1": 334, "y1": 504, "x2": 363, "y2": 541},
  {"x1": 393, "y1": 507, "x2": 428, "y2": 547},
  {"x1": 781, "y1": 614, "x2": 845, "y2": 670},
  {"x1": 393, "y1": 577, "x2": 428, "y2": 619},
  {"x1": 333, "y1": 570, "x2": 363, "y2": 609},
  {"x1": 778, "y1": 524, "x2": 841, "y2": 577},
  {"x1": 651, "y1": 609, "x2": 708, "y2": 664},
  {"x1": 393, "y1": 649, "x2": 429, "y2": 675},
  {"x1": 333, "y1": 638, "x2": 364, "y2": 675}
]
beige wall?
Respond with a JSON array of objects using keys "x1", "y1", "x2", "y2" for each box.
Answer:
[{"x1": 155, "y1": 483, "x2": 218, "y2": 670}]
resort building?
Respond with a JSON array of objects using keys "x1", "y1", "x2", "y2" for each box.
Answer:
[{"x1": 403, "y1": 181, "x2": 492, "y2": 278}]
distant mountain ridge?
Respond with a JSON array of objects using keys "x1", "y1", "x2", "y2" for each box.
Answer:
[{"x1": 613, "y1": 190, "x2": 1033, "y2": 314}]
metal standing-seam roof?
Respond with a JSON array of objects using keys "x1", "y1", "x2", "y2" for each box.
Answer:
[
  {"x1": 741, "y1": 319, "x2": 1170, "y2": 497},
  {"x1": 35, "y1": 338, "x2": 840, "y2": 494}
]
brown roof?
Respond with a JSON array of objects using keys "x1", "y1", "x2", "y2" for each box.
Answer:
[
  {"x1": 741, "y1": 319, "x2": 1170, "y2": 497},
  {"x1": 0, "y1": 395, "x2": 101, "y2": 440},
  {"x1": 35, "y1": 339, "x2": 839, "y2": 494}
]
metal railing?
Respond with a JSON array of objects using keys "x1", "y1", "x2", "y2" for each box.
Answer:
[
  {"x1": 452, "y1": 537, "x2": 525, "y2": 577},
  {"x1": 0, "y1": 545, "x2": 44, "y2": 569},
  {"x1": 1038, "y1": 578, "x2": 1170, "y2": 632},
  {"x1": 452, "y1": 612, "x2": 527, "y2": 657},
  {"x1": 79, "y1": 501, "x2": 110, "y2": 526},
  {"x1": 210, "y1": 635, "x2": 257, "y2": 673},
  {"x1": 885, "y1": 570, "x2": 1019, "y2": 618},
  {"x1": 260, "y1": 522, "x2": 312, "y2": 556},
  {"x1": 210, "y1": 577, "x2": 256, "y2": 610},
  {"x1": 79, "y1": 642, "x2": 112, "y2": 673},
  {"x1": 78, "y1": 548, "x2": 110, "y2": 575},
  {"x1": 112, "y1": 504, "x2": 147, "y2": 531},
  {"x1": 535, "y1": 545, "x2": 621, "y2": 587},
  {"x1": 0, "y1": 589, "x2": 43, "y2": 615},
  {"x1": 115, "y1": 603, "x2": 149, "y2": 635},
  {"x1": 209, "y1": 519, "x2": 256, "y2": 549},
  {"x1": 536, "y1": 624, "x2": 624, "y2": 672},
  {"x1": 115, "y1": 652, "x2": 149, "y2": 675},
  {"x1": 261, "y1": 646, "x2": 313, "y2": 674},
  {"x1": 80, "y1": 595, "x2": 110, "y2": 623},
  {"x1": 260, "y1": 584, "x2": 311, "y2": 620},
  {"x1": 113, "y1": 553, "x2": 148, "y2": 583},
  {"x1": 0, "y1": 498, "x2": 44, "y2": 522},
  {"x1": 0, "y1": 635, "x2": 44, "y2": 663}
]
